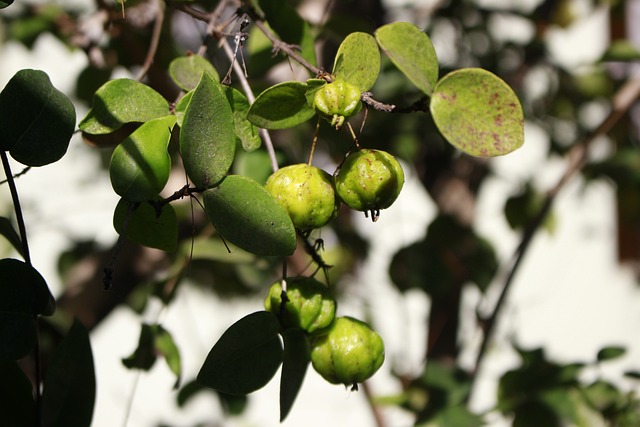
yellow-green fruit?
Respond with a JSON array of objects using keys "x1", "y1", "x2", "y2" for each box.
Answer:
[
  {"x1": 313, "y1": 79, "x2": 362, "y2": 128},
  {"x1": 265, "y1": 164, "x2": 338, "y2": 231},
  {"x1": 335, "y1": 149, "x2": 404, "y2": 214},
  {"x1": 264, "y1": 277, "x2": 336, "y2": 334},
  {"x1": 310, "y1": 316, "x2": 385, "y2": 386}
]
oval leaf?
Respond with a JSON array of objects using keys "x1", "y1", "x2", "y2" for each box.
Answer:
[
  {"x1": 222, "y1": 85, "x2": 261, "y2": 151},
  {"x1": 169, "y1": 55, "x2": 219, "y2": 91},
  {"x1": 109, "y1": 115, "x2": 176, "y2": 202},
  {"x1": 180, "y1": 73, "x2": 236, "y2": 188},
  {"x1": 197, "y1": 311, "x2": 283, "y2": 395},
  {"x1": 280, "y1": 328, "x2": 310, "y2": 422},
  {"x1": 202, "y1": 175, "x2": 296, "y2": 257},
  {"x1": 375, "y1": 22, "x2": 439, "y2": 95},
  {"x1": 430, "y1": 68, "x2": 524, "y2": 157},
  {"x1": 0, "y1": 69, "x2": 75, "y2": 166},
  {"x1": 247, "y1": 81, "x2": 316, "y2": 130},
  {"x1": 597, "y1": 346, "x2": 626, "y2": 362},
  {"x1": 333, "y1": 32, "x2": 380, "y2": 92},
  {"x1": 78, "y1": 79, "x2": 170, "y2": 135},
  {"x1": 113, "y1": 199, "x2": 178, "y2": 252}
]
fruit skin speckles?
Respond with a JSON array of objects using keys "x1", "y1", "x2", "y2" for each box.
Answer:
[
  {"x1": 313, "y1": 79, "x2": 362, "y2": 129},
  {"x1": 265, "y1": 164, "x2": 339, "y2": 231},
  {"x1": 334, "y1": 149, "x2": 404, "y2": 221}
]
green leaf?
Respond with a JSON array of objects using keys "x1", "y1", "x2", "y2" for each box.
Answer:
[
  {"x1": 375, "y1": 22, "x2": 439, "y2": 96},
  {"x1": 197, "y1": 311, "x2": 283, "y2": 395},
  {"x1": 221, "y1": 85, "x2": 261, "y2": 151},
  {"x1": 0, "y1": 361, "x2": 36, "y2": 425},
  {"x1": 332, "y1": 32, "x2": 380, "y2": 92},
  {"x1": 41, "y1": 319, "x2": 95, "y2": 427},
  {"x1": 174, "y1": 90, "x2": 193, "y2": 128},
  {"x1": 596, "y1": 346, "x2": 626, "y2": 362},
  {"x1": 0, "y1": 258, "x2": 54, "y2": 318},
  {"x1": 247, "y1": 81, "x2": 316, "y2": 130},
  {"x1": 113, "y1": 199, "x2": 178, "y2": 252},
  {"x1": 505, "y1": 183, "x2": 555, "y2": 234},
  {"x1": 0, "y1": 216, "x2": 24, "y2": 257},
  {"x1": 0, "y1": 69, "x2": 75, "y2": 166},
  {"x1": 109, "y1": 115, "x2": 176, "y2": 202},
  {"x1": 600, "y1": 40, "x2": 640, "y2": 62},
  {"x1": 232, "y1": 149, "x2": 277, "y2": 186},
  {"x1": 169, "y1": 55, "x2": 219, "y2": 91},
  {"x1": 202, "y1": 175, "x2": 296, "y2": 257},
  {"x1": 180, "y1": 73, "x2": 236, "y2": 188},
  {"x1": 154, "y1": 325, "x2": 182, "y2": 388},
  {"x1": 184, "y1": 236, "x2": 256, "y2": 264},
  {"x1": 430, "y1": 68, "x2": 524, "y2": 157},
  {"x1": 78, "y1": 78, "x2": 170, "y2": 135},
  {"x1": 280, "y1": 329, "x2": 310, "y2": 422},
  {"x1": 0, "y1": 0, "x2": 14, "y2": 8}
]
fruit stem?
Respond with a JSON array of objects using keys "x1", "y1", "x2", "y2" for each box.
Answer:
[
  {"x1": 308, "y1": 117, "x2": 321, "y2": 166},
  {"x1": 346, "y1": 122, "x2": 360, "y2": 148}
]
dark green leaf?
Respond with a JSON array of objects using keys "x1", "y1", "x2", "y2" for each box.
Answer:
[
  {"x1": 247, "y1": 81, "x2": 316, "y2": 129},
  {"x1": 113, "y1": 199, "x2": 178, "y2": 252},
  {"x1": 597, "y1": 346, "x2": 626, "y2": 362},
  {"x1": 154, "y1": 325, "x2": 182, "y2": 388},
  {"x1": 624, "y1": 371, "x2": 640, "y2": 380},
  {"x1": 280, "y1": 329, "x2": 310, "y2": 422},
  {"x1": 0, "y1": 361, "x2": 36, "y2": 425},
  {"x1": 169, "y1": 55, "x2": 219, "y2": 91},
  {"x1": 180, "y1": 73, "x2": 236, "y2": 188},
  {"x1": 505, "y1": 183, "x2": 555, "y2": 233},
  {"x1": 430, "y1": 68, "x2": 524, "y2": 157},
  {"x1": 0, "y1": 69, "x2": 75, "y2": 166},
  {"x1": 332, "y1": 32, "x2": 380, "y2": 92},
  {"x1": 0, "y1": 0, "x2": 14, "y2": 8},
  {"x1": 122, "y1": 323, "x2": 158, "y2": 371},
  {"x1": 581, "y1": 380, "x2": 621, "y2": 413},
  {"x1": 375, "y1": 22, "x2": 439, "y2": 95},
  {"x1": 183, "y1": 236, "x2": 256, "y2": 264},
  {"x1": 0, "y1": 258, "x2": 54, "y2": 317},
  {"x1": 600, "y1": 40, "x2": 640, "y2": 62},
  {"x1": 109, "y1": 115, "x2": 176, "y2": 202},
  {"x1": 41, "y1": 319, "x2": 95, "y2": 427},
  {"x1": 0, "y1": 216, "x2": 23, "y2": 256},
  {"x1": 222, "y1": 85, "x2": 261, "y2": 151},
  {"x1": 202, "y1": 175, "x2": 296, "y2": 257},
  {"x1": 512, "y1": 400, "x2": 561, "y2": 427},
  {"x1": 232, "y1": 149, "x2": 277, "y2": 186},
  {"x1": 197, "y1": 311, "x2": 283, "y2": 395}
]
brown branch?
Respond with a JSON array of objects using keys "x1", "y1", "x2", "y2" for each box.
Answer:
[
  {"x1": 361, "y1": 380, "x2": 387, "y2": 427},
  {"x1": 135, "y1": 0, "x2": 165, "y2": 82}
]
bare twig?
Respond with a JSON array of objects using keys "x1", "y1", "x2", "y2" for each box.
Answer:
[
  {"x1": 361, "y1": 380, "x2": 387, "y2": 427},
  {"x1": 135, "y1": 0, "x2": 165, "y2": 82}
]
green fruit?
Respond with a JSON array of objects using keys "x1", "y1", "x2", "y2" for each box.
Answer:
[
  {"x1": 313, "y1": 79, "x2": 362, "y2": 129},
  {"x1": 334, "y1": 149, "x2": 404, "y2": 220},
  {"x1": 264, "y1": 277, "x2": 337, "y2": 334},
  {"x1": 265, "y1": 164, "x2": 338, "y2": 231},
  {"x1": 310, "y1": 316, "x2": 385, "y2": 387}
]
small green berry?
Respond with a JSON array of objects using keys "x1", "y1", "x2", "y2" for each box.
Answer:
[{"x1": 313, "y1": 79, "x2": 362, "y2": 129}]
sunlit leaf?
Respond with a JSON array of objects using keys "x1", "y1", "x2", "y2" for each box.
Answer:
[
  {"x1": 375, "y1": 22, "x2": 439, "y2": 95},
  {"x1": 180, "y1": 73, "x2": 236, "y2": 188},
  {"x1": 0, "y1": 69, "x2": 75, "y2": 166},
  {"x1": 202, "y1": 175, "x2": 296, "y2": 257},
  {"x1": 113, "y1": 199, "x2": 178, "y2": 252},
  {"x1": 280, "y1": 329, "x2": 310, "y2": 422},
  {"x1": 174, "y1": 90, "x2": 193, "y2": 128},
  {"x1": 333, "y1": 32, "x2": 380, "y2": 92},
  {"x1": 430, "y1": 68, "x2": 524, "y2": 157},
  {"x1": 222, "y1": 85, "x2": 261, "y2": 151},
  {"x1": 169, "y1": 55, "x2": 219, "y2": 91},
  {"x1": 247, "y1": 81, "x2": 316, "y2": 129},
  {"x1": 154, "y1": 325, "x2": 182, "y2": 388},
  {"x1": 197, "y1": 311, "x2": 283, "y2": 395}
]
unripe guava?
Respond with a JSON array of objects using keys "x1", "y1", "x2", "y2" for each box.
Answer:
[
  {"x1": 313, "y1": 79, "x2": 362, "y2": 129},
  {"x1": 265, "y1": 164, "x2": 338, "y2": 231},
  {"x1": 264, "y1": 277, "x2": 337, "y2": 334},
  {"x1": 334, "y1": 149, "x2": 404, "y2": 220},
  {"x1": 310, "y1": 316, "x2": 385, "y2": 387}
]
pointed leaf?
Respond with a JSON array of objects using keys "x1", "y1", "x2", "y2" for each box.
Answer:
[
  {"x1": 41, "y1": 319, "x2": 95, "y2": 427},
  {"x1": 431, "y1": 68, "x2": 524, "y2": 157},
  {"x1": 180, "y1": 73, "x2": 236, "y2": 188},
  {"x1": 169, "y1": 54, "x2": 219, "y2": 91},
  {"x1": 197, "y1": 311, "x2": 283, "y2": 395},
  {"x1": 333, "y1": 32, "x2": 380, "y2": 92},
  {"x1": 154, "y1": 325, "x2": 182, "y2": 388},
  {"x1": 247, "y1": 81, "x2": 316, "y2": 129},
  {"x1": 597, "y1": 346, "x2": 626, "y2": 362},
  {"x1": 0, "y1": 361, "x2": 36, "y2": 425},
  {"x1": 109, "y1": 115, "x2": 176, "y2": 202},
  {"x1": 0, "y1": 69, "x2": 75, "y2": 166},
  {"x1": 222, "y1": 85, "x2": 261, "y2": 151},
  {"x1": 113, "y1": 199, "x2": 178, "y2": 252},
  {"x1": 122, "y1": 323, "x2": 157, "y2": 371},
  {"x1": 280, "y1": 329, "x2": 310, "y2": 422},
  {"x1": 202, "y1": 175, "x2": 296, "y2": 256},
  {"x1": 78, "y1": 79, "x2": 170, "y2": 135},
  {"x1": 0, "y1": 216, "x2": 24, "y2": 257},
  {"x1": 375, "y1": 22, "x2": 439, "y2": 95}
]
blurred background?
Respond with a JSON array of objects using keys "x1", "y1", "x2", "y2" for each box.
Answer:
[{"x1": 2, "y1": 0, "x2": 640, "y2": 425}]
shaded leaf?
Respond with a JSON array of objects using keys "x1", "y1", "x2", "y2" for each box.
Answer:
[
  {"x1": 505, "y1": 183, "x2": 555, "y2": 234},
  {"x1": 203, "y1": 175, "x2": 296, "y2": 257},
  {"x1": 0, "y1": 216, "x2": 23, "y2": 257},
  {"x1": 624, "y1": 371, "x2": 640, "y2": 380},
  {"x1": 280, "y1": 329, "x2": 310, "y2": 422},
  {"x1": 78, "y1": 78, "x2": 170, "y2": 135},
  {"x1": 0, "y1": 0, "x2": 14, "y2": 8},
  {"x1": 597, "y1": 346, "x2": 626, "y2": 362},
  {"x1": 0, "y1": 258, "x2": 54, "y2": 317},
  {"x1": 180, "y1": 73, "x2": 236, "y2": 188},
  {"x1": 197, "y1": 311, "x2": 283, "y2": 395},
  {"x1": 169, "y1": 55, "x2": 219, "y2": 91},
  {"x1": 109, "y1": 115, "x2": 176, "y2": 202},
  {"x1": 333, "y1": 32, "x2": 380, "y2": 92},
  {"x1": 0, "y1": 69, "x2": 75, "y2": 166},
  {"x1": 222, "y1": 85, "x2": 261, "y2": 151},
  {"x1": 41, "y1": 319, "x2": 95, "y2": 427},
  {"x1": 430, "y1": 68, "x2": 524, "y2": 157},
  {"x1": 375, "y1": 22, "x2": 439, "y2": 95},
  {"x1": 0, "y1": 361, "x2": 36, "y2": 425},
  {"x1": 113, "y1": 199, "x2": 178, "y2": 252},
  {"x1": 122, "y1": 323, "x2": 158, "y2": 371},
  {"x1": 154, "y1": 325, "x2": 182, "y2": 388},
  {"x1": 174, "y1": 90, "x2": 193, "y2": 128},
  {"x1": 247, "y1": 81, "x2": 316, "y2": 129}
]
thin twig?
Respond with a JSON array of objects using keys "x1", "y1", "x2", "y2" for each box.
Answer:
[
  {"x1": 361, "y1": 380, "x2": 387, "y2": 427},
  {"x1": 0, "y1": 165, "x2": 31, "y2": 185},
  {"x1": 135, "y1": 0, "x2": 165, "y2": 82}
]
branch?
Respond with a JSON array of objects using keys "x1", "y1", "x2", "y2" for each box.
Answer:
[{"x1": 135, "y1": 0, "x2": 165, "y2": 82}]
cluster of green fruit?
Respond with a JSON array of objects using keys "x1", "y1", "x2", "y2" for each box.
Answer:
[
  {"x1": 264, "y1": 277, "x2": 384, "y2": 388},
  {"x1": 265, "y1": 148, "x2": 405, "y2": 228}
]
